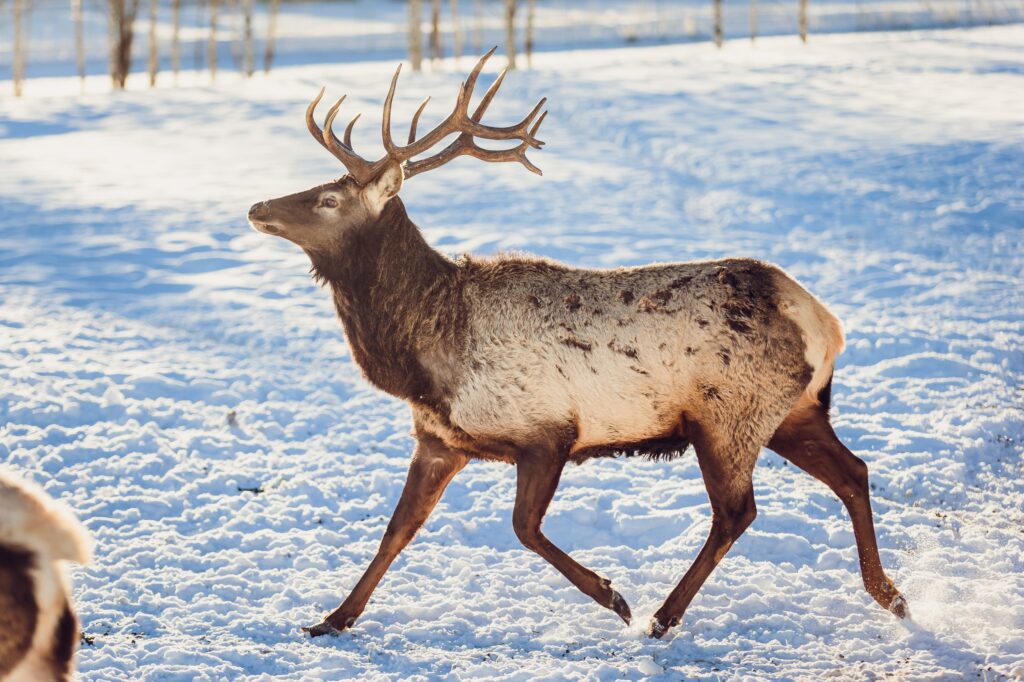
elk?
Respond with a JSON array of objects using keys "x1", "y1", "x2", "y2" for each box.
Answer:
[
  {"x1": 0, "y1": 468, "x2": 92, "y2": 681},
  {"x1": 248, "y1": 49, "x2": 909, "y2": 638}
]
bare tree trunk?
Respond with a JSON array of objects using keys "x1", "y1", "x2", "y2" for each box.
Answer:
[
  {"x1": 504, "y1": 0, "x2": 516, "y2": 70},
  {"x1": 450, "y1": 0, "x2": 461, "y2": 62},
  {"x1": 241, "y1": 0, "x2": 253, "y2": 76},
  {"x1": 799, "y1": 0, "x2": 808, "y2": 42},
  {"x1": 525, "y1": 0, "x2": 535, "y2": 67},
  {"x1": 208, "y1": 0, "x2": 218, "y2": 81},
  {"x1": 171, "y1": 0, "x2": 180, "y2": 82},
  {"x1": 147, "y1": 0, "x2": 157, "y2": 86},
  {"x1": 473, "y1": 0, "x2": 482, "y2": 53},
  {"x1": 73, "y1": 0, "x2": 86, "y2": 83},
  {"x1": 108, "y1": 0, "x2": 140, "y2": 89},
  {"x1": 263, "y1": 0, "x2": 279, "y2": 73},
  {"x1": 409, "y1": 0, "x2": 423, "y2": 71},
  {"x1": 750, "y1": 0, "x2": 757, "y2": 41},
  {"x1": 13, "y1": 0, "x2": 25, "y2": 96},
  {"x1": 430, "y1": 0, "x2": 441, "y2": 63},
  {"x1": 713, "y1": 0, "x2": 723, "y2": 47}
]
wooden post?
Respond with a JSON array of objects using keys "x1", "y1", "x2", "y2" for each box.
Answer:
[
  {"x1": 147, "y1": 0, "x2": 157, "y2": 86},
  {"x1": 242, "y1": 0, "x2": 253, "y2": 76},
  {"x1": 430, "y1": 0, "x2": 441, "y2": 63},
  {"x1": 263, "y1": 0, "x2": 279, "y2": 73},
  {"x1": 13, "y1": 0, "x2": 25, "y2": 96},
  {"x1": 504, "y1": 0, "x2": 516, "y2": 70},
  {"x1": 450, "y1": 0, "x2": 461, "y2": 62},
  {"x1": 714, "y1": 0, "x2": 723, "y2": 48},
  {"x1": 799, "y1": 0, "x2": 808, "y2": 42},
  {"x1": 73, "y1": 0, "x2": 86, "y2": 83},
  {"x1": 526, "y1": 0, "x2": 535, "y2": 67},
  {"x1": 171, "y1": 0, "x2": 180, "y2": 81},
  {"x1": 473, "y1": 0, "x2": 483, "y2": 54},
  {"x1": 750, "y1": 0, "x2": 757, "y2": 42},
  {"x1": 208, "y1": 0, "x2": 218, "y2": 81},
  {"x1": 409, "y1": 0, "x2": 423, "y2": 71}
]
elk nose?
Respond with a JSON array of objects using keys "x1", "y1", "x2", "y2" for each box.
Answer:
[{"x1": 248, "y1": 201, "x2": 270, "y2": 220}]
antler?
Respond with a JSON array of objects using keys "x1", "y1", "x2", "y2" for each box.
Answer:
[
  {"x1": 305, "y1": 48, "x2": 548, "y2": 184},
  {"x1": 305, "y1": 89, "x2": 389, "y2": 185}
]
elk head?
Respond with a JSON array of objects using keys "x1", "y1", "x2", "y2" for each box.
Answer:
[{"x1": 248, "y1": 48, "x2": 548, "y2": 253}]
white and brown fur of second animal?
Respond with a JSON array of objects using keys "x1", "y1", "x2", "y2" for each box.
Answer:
[{"x1": 0, "y1": 469, "x2": 91, "y2": 682}]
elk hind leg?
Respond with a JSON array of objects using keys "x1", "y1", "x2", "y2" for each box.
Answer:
[{"x1": 768, "y1": 397, "x2": 908, "y2": 618}]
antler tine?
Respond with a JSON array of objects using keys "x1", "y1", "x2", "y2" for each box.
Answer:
[
  {"x1": 461, "y1": 46, "x2": 496, "y2": 106},
  {"x1": 305, "y1": 87, "x2": 330, "y2": 149},
  {"x1": 322, "y1": 96, "x2": 346, "y2": 142},
  {"x1": 344, "y1": 114, "x2": 361, "y2": 149},
  {"x1": 461, "y1": 81, "x2": 546, "y2": 148},
  {"x1": 381, "y1": 63, "x2": 404, "y2": 156},
  {"x1": 319, "y1": 94, "x2": 382, "y2": 184},
  {"x1": 403, "y1": 107, "x2": 548, "y2": 180},
  {"x1": 471, "y1": 68, "x2": 507, "y2": 122},
  {"x1": 408, "y1": 97, "x2": 430, "y2": 144}
]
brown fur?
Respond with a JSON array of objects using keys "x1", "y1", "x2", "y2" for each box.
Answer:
[{"x1": 0, "y1": 544, "x2": 37, "y2": 677}]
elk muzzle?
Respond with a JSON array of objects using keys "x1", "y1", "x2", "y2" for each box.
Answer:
[{"x1": 248, "y1": 201, "x2": 281, "y2": 235}]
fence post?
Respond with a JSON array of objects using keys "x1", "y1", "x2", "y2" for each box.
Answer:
[
  {"x1": 799, "y1": 0, "x2": 808, "y2": 42},
  {"x1": 430, "y1": 0, "x2": 441, "y2": 63},
  {"x1": 171, "y1": 0, "x2": 180, "y2": 81},
  {"x1": 263, "y1": 0, "x2": 279, "y2": 73},
  {"x1": 473, "y1": 0, "x2": 483, "y2": 54},
  {"x1": 242, "y1": 0, "x2": 253, "y2": 76},
  {"x1": 504, "y1": 0, "x2": 516, "y2": 69},
  {"x1": 714, "y1": 0, "x2": 723, "y2": 47},
  {"x1": 13, "y1": 0, "x2": 25, "y2": 96},
  {"x1": 208, "y1": 0, "x2": 218, "y2": 80},
  {"x1": 750, "y1": 0, "x2": 758, "y2": 41},
  {"x1": 450, "y1": 0, "x2": 461, "y2": 62},
  {"x1": 147, "y1": 0, "x2": 158, "y2": 86},
  {"x1": 73, "y1": 0, "x2": 86, "y2": 84},
  {"x1": 410, "y1": 0, "x2": 423, "y2": 71},
  {"x1": 525, "y1": 0, "x2": 535, "y2": 67}
]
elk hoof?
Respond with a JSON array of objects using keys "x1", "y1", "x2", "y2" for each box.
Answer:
[
  {"x1": 303, "y1": 613, "x2": 357, "y2": 638},
  {"x1": 302, "y1": 621, "x2": 343, "y2": 638},
  {"x1": 646, "y1": 615, "x2": 678, "y2": 639},
  {"x1": 610, "y1": 590, "x2": 632, "y2": 625},
  {"x1": 889, "y1": 595, "x2": 910, "y2": 619}
]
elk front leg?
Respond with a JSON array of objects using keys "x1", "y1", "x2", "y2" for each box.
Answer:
[
  {"x1": 303, "y1": 435, "x2": 468, "y2": 636},
  {"x1": 649, "y1": 438, "x2": 758, "y2": 639},
  {"x1": 512, "y1": 454, "x2": 632, "y2": 624}
]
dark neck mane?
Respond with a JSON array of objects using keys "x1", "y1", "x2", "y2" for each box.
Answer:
[{"x1": 307, "y1": 198, "x2": 461, "y2": 405}]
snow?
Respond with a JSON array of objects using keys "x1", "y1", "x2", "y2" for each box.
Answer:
[{"x1": 2, "y1": 23, "x2": 1023, "y2": 681}]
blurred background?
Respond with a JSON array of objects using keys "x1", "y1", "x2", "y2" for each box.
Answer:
[{"x1": 3, "y1": 0, "x2": 1023, "y2": 94}]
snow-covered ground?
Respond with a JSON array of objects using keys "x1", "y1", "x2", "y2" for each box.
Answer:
[{"x1": 2, "y1": 24, "x2": 1023, "y2": 681}]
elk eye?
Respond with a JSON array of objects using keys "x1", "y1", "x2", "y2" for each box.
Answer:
[{"x1": 322, "y1": 196, "x2": 338, "y2": 208}]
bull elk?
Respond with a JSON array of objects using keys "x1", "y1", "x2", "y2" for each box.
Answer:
[{"x1": 248, "y1": 49, "x2": 908, "y2": 638}]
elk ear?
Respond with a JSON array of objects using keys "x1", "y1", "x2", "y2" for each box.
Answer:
[{"x1": 361, "y1": 161, "x2": 404, "y2": 214}]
